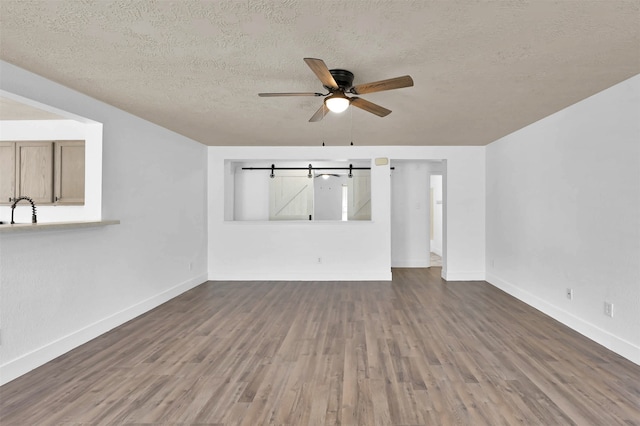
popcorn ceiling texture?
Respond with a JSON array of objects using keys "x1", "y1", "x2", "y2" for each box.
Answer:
[{"x1": 1, "y1": 0, "x2": 638, "y2": 146}]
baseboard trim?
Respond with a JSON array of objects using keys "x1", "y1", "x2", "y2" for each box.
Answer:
[
  {"x1": 486, "y1": 272, "x2": 640, "y2": 366},
  {"x1": 0, "y1": 273, "x2": 208, "y2": 386},
  {"x1": 443, "y1": 270, "x2": 486, "y2": 281},
  {"x1": 208, "y1": 271, "x2": 392, "y2": 281},
  {"x1": 391, "y1": 260, "x2": 429, "y2": 268}
]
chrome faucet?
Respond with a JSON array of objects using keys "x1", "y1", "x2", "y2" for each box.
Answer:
[{"x1": 11, "y1": 196, "x2": 37, "y2": 224}]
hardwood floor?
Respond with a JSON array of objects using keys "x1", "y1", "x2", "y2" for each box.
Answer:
[{"x1": 1, "y1": 268, "x2": 639, "y2": 425}]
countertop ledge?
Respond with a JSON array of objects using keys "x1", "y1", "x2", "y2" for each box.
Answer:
[{"x1": 0, "y1": 220, "x2": 120, "y2": 233}]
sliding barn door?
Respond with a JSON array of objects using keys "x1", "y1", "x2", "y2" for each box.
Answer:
[
  {"x1": 269, "y1": 172, "x2": 313, "y2": 220},
  {"x1": 347, "y1": 170, "x2": 371, "y2": 220}
]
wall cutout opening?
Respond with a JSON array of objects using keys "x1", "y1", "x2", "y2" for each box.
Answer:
[
  {"x1": 0, "y1": 90, "x2": 103, "y2": 224},
  {"x1": 226, "y1": 160, "x2": 371, "y2": 221}
]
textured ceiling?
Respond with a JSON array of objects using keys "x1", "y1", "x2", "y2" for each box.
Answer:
[{"x1": 1, "y1": 0, "x2": 638, "y2": 147}]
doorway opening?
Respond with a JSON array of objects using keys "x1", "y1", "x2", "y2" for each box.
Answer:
[
  {"x1": 429, "y1": 175, "x2": 443, "y2": 267},
  {"x1": 390, "y1": 160, "x2": 445, "y2": 272}
]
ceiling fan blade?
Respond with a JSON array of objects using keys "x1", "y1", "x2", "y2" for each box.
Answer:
[
  {"x1": 309, "y1": 103, "x2": 328, "y2": 122},
  {"x1": 351, "y1": 75, "x2": 414, "y2": 95},
  {"x1": 350, "y1": 97, "x2": 391, "y2": 117},
  {"x1": 304, "y1": 58, "x2": 338, "y2": 89},
  {"x1": 259, "y1": 92, "x2": 324, "y2": 97}
]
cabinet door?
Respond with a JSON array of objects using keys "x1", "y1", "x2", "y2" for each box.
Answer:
[
  {"x1": 0, "y1": 142, "x2": 16, "y2": 205},
  {"x1": 54, "y1": 140, "x2": 85, "y2": 205},
  {"x1": 15, "y1": 141, "x2": 53, "y2": 204}
]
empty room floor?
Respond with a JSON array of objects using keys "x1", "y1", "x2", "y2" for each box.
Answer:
[{"x1": 1, "y1": 268, "x2": 639, "y2": 425}]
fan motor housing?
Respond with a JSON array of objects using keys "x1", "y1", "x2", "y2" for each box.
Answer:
[{"x1": 328, "y1": 69, "x2": 354, "y2": 90}]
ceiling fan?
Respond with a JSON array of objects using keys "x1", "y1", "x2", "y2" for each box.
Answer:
[{"x1": 259, "y1": 58, "x2": 414, "y2": 122}]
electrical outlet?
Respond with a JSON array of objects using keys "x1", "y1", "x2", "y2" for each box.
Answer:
[
  {"x1": 566, "y1": 288, "x2": 573, "y2": 300},
  {"x1": 189, "y1": 262, "x2": 193, "y2": 271},
  {"x1": 317, "y1": 257, "x2": 322, "y2": 264},
  {"x1": 604, "y1": 302, "x2": 614, "y2": 318}
]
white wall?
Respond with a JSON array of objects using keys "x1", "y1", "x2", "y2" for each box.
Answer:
[
  {"x1": 0, "y1": 61, "x2": 209, "y2": 384},
  {"x1": 232, "y1": 162, "x2": 270, "y2": 221},
  {"x1": 486, "y1": 74, "x2": 640, "y2": 365},
  {"x1": 209, "y1": 146, "x2": 485, "y2": 281},
  {"x1": 314, "y1": 175, "x2": 347, "y2": 221},
  {"x1": 391, "y1": 160, "x2": 438, "y2": 267},
  {"x1": 430, "y1": 175, "x2": 443, "y2": 256},
  {"x1": 0, "y1": 118, "x2": 102, "y2": 223}
]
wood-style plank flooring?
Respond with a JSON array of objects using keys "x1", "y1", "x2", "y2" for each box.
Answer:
[{"x1": 1, "y1": 268, "x2": 639, "y2": 425}]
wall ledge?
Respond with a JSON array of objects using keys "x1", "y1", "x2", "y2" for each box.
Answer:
[{"x1": 0, "y1": 220, "x2": 119, "y2": 233}]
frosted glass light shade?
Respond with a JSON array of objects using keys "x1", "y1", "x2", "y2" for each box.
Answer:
[{"x1": 325, "y1": 93, "x2": 350, "y2": 113}]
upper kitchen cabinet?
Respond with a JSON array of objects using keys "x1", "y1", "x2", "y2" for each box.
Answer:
[
  {"x1": 15, "y1": 141, "x2": 54, "y2": 205},
  {"x1": 54, "y1": 140, "x2": 85, "y2": 205},
  {"x1": 0, "y1": 140, "x2": 85, "y2": 205},
  {"x1": 0, "y1": 142, "x2": 16, "y2": 204}
]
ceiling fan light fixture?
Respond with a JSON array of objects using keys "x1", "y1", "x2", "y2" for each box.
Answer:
[
  {"x1": 324, "y1": 92, "x2": 350, "y2": 113},
  {"x1": 260, "y1": 58, "x2": 413, "y2": 122}
]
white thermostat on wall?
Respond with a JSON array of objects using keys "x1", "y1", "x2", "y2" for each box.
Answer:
[{"x1": 374, "y1": 157, "x2": 389, "y2": 166}]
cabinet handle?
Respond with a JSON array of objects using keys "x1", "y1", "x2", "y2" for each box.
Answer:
[
  {"x1": 55, "y1": 196, "x2": 59, "y2": 202},
  {"x1": 8, "y1": 197, "x2": 12, "y2": 202}
]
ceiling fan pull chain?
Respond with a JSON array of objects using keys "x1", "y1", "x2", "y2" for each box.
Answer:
[{"x1": 350, "y1": 105, "x2": 354, "y2": 146}]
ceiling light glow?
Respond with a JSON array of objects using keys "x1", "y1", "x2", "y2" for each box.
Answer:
[{"x1": 325, "y1": 92, "x2": 350, "y2": 113}]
